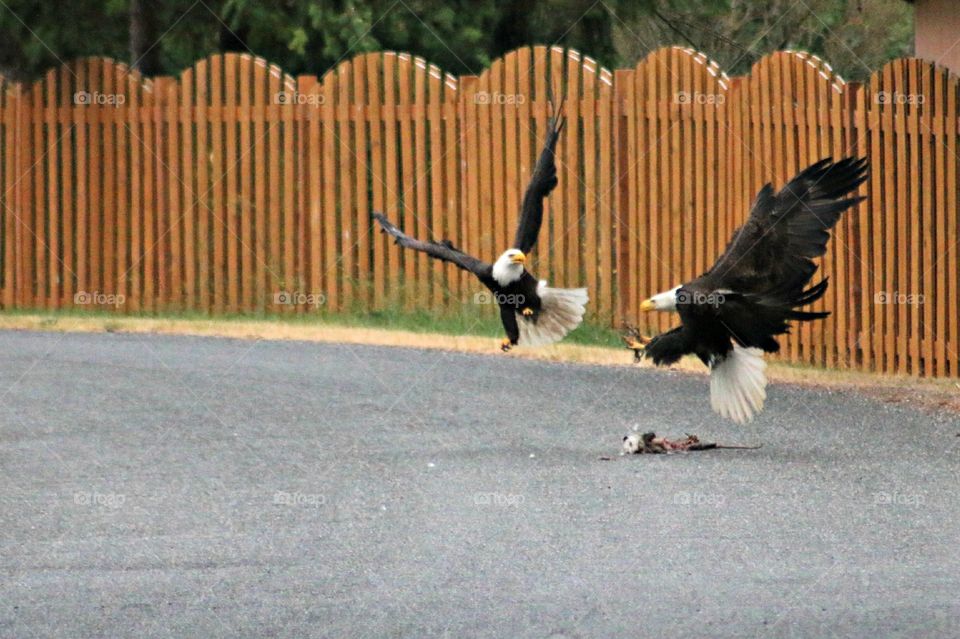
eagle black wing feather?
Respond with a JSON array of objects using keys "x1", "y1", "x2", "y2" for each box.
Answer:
[
  {"x1": 703, "y1": 156, "x2": 868, "y2": 296},
  {"x1": 513, "y1": 100, "x2": 565, "y2": 254},
  {"x1": 373, "y1": 212, "x2": 491, "y2": 277}
]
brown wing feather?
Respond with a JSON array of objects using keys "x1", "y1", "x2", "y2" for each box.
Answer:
[
  {"x1": 513, "y1": 99, "x2": 565, "y2": 254},
  {"x1": 373, "y1": 212, "x2": 491, "y2": 277}
]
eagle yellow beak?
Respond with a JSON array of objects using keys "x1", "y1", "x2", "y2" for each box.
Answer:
[
  {"x1": 639, "y1": 298, "x2": 656, "y2": 312},
  {"x1": 511, "y1": 252, "x2": 526, "y2": 264}
]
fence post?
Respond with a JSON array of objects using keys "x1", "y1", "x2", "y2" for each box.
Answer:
[
  {"x1": 844, "y1": 81, "x2": 864, "y2": 370},
  {"x1": 2, "y1": 82, "x2": 23, "y2": 308},
  {"x1": 458, "y1": 74, "x2": 478, "y2": 312},
  {"x1": 613, "y1": 68, "x2": 632, "y2": 329}
]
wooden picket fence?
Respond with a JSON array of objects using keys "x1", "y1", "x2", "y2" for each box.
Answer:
[{"x1": 0, "y1": 46, "x2": 958, "y2": 377}]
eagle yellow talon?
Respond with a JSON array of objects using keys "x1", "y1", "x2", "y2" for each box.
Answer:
[
  {"x1": 522, "y1": 308, "x2": 534, "y2": 317},
  {"x1": 621, "y1": 332, "x2": 651, "y2": 363},
  {"x1": 500, "y1": 338, "x2": 513, "y2": 352},
  {"x1": 622, "y1": 334, "x2": 651, "y2": 351}
]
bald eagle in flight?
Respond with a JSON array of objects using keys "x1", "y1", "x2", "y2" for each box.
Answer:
[
  {"x1": 373, "y1": 104, "x2": 587, "y2": 352},
  {"x1": 627, "y1": 157, "x2": 869, "y2": 423}
]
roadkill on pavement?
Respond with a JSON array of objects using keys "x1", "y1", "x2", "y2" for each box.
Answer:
[{"x1": 619, "y1": 431, "x2": 761, "y2": 455}]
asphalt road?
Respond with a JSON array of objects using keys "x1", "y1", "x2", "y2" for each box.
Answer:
[{"x1": 1, "y1": 330, "x2": 958, "y2": 638}]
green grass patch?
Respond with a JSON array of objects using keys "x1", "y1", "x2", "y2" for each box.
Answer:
[{"x1": 0, "y1": 306, "x2": 625, "y2": 349}]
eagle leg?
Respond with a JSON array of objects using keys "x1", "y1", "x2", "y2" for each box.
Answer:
[
  {"x1": 621, "y1": 326, "x2": 652, "y2": 362},
  {"x1": 500, "y1": 338, "x2": 513, "y2": 352},
  {"x1": 521, "y1": 308, "x2": 534, "y2": 317}
]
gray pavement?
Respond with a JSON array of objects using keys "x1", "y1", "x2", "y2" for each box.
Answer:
[{"x1": 0, "y1": 330, "x2": 958, "y2": 638}]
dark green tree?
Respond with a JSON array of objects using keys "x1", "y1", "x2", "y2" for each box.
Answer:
[{"x1": 0, "y1": 0, "x2": 913, "y2": 81}]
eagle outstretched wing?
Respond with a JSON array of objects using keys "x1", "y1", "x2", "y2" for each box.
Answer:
[
  {"x1": 679, "y1": 157, "x2": 867, "y2": 353},
  {"x1": 703, "y1": 157, "x2": 868, "y2": 297},
  {"x1": 372, "y1": 212, "x2": 491, "y2": 277},
  {"x1": 512, "y1": 99, "x2": 565, "y2": 254}
]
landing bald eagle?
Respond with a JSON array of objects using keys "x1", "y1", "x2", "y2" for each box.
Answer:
[
  {"x1": 627, "y1": 157, "x2": 869, "y2": 423},
  {"x1": 373, "y1": 104, "x2": 588, "y2": 352}
]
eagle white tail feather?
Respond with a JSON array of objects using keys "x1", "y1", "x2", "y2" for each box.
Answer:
[
  {"x1": 709, "y1": 344, "x2": 767, "y2": 424},
  {"x1": 516, "y1": 282, "x2": 588, "y2": 347}
]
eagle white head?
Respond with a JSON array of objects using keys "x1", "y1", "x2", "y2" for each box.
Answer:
[
  {"x1": 640, "y1": 285, "x2": 681, "y2": 312},
  {"x1": 492, "y1": 249, "x2": 526, "y2": 286}
]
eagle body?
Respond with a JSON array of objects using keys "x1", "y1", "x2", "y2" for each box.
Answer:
[
  {"x1": 480, "y1": 268, "x2": 542, "y2": 312},
  {"x1": 479, "y1": 267, "x2": 587, "y2": 348},
  {"x1": 477, "y1": 267, "x2": 543, "y2": 341},
  {"x1": 635, "y1": 157, "x2": 869, "y2": 423},
  {"x1": 374, "y1": 100, "x2": 588, "y2": 351}
]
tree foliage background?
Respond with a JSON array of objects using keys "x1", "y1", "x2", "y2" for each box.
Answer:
[{"x1": 0, "y1": 0, "x2": 913, "y2": 82}]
